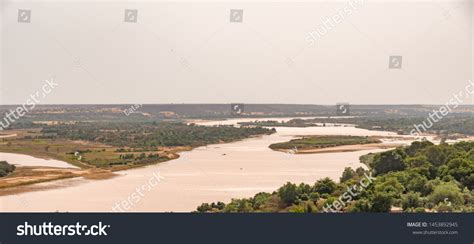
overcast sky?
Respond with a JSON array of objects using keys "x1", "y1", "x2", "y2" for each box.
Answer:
[{"x1": 1, "y1": 0, "x2": 473, "y2": 105}]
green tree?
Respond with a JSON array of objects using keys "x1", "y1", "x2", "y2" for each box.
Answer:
[
  {"x1": 313, "y1": 178, "x2": 337, "y2": 195},
  {"x1": 340, "y1": 167, "x2": 356, "y2": 182},
  {"x1": 370, "y1": 192, "x2": 394, "y2": 212},
  {"x1": 428, "y1": 182, "x2": 464, "y2": 207},
  {"x1": 355, "y1": 167, "x2": 366, "y2": 177},
  {"x1": 278, "y1": 182, "x2": 298, "y2": 205},
  {"x1": 252, "y1": 192, "x2": 271, "y2": 209},
  {"x1": 196, "y1": 203, "x2": 211, "y2": 213},
  {"x1": 424, "y1": 146, "x2": 447, "y2": 166},
  {"x1": 347, "y1": 199, "x2": 371, "y2": 212},
  {"x1": 374, "y1": 174, "x2": 405, "y2": 198},
  {"x1": 446, "y1": 158, "x2": 474, "y2": 189},
  {"x1": 405, "y1": 141, "x2": 433, "y2": 157},
  {"x1": 372, "y1": 148, "x2": 407, "y2": 176},
  {"x1": 401, "y1": 192, "x2": 422, "y2": 210},
  {"x1": 405, "y1": 172, "x2": 428, "y2": 195},
  {"x1": 223, "y1": 199, "x2": 253, "y2": 213},
  {"x1": 0, "y1": 161, "x2": 15, "y2": 177}
]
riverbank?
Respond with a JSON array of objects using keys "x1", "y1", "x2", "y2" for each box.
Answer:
[
  {"x1": 0, "y1": 118, "x2": 443, "y2": 211},
  {"x1": 0, "y1": 119, "x2": 408, "y2": 212},
  {"x1": 0, "y1": 138, "x2": 211, "y2": 192},
  {"x1": 0, "y1": 166, "x2": 115, "y2": 194},
  {"x1": 0, "y1": 124, "x2": 273, "y2": 192}
]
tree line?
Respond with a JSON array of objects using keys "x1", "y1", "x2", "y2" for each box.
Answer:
[{"x1": 197, "y1": 141, "x2": 474, "y2": 213}]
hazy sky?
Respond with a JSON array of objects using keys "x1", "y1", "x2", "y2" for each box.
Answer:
[{"x1": 1, "y1": 0, "x2": 473, "y2": 104}]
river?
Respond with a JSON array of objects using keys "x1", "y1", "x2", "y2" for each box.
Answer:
[{"x1": 0, "y1": 118, "x2": 411, "y2": 212}]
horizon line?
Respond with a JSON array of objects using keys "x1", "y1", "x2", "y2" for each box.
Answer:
[{"x1": 1, "y1": 103, "x2": 474, "y2": 106}]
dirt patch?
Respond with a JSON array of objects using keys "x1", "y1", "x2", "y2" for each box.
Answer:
[{"x1": 0, "y1": 166, "x2": 117, "y2": 195}]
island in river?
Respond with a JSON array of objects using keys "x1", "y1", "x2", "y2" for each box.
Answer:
[
  {"x1": 0, "y1": 117, "x2": 418, "y2": 212},
  {"x1": 0, "y1": 111, "x2": 471, "y2": 213},
  {"x1": 269, "y1": 135, "x2": 389, "y2": 154}
]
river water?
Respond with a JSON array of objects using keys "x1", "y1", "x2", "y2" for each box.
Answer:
[
  {"x1": 0, "y1": 118, "x2": 409, "y2": 212},
  {"x1": 0, "y1": 152, "x2": 78, "y2": 169}
]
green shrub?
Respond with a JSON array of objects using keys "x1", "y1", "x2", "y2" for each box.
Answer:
[{"x1": 0, "y1": 161, "x2": 15, "y2": 177}]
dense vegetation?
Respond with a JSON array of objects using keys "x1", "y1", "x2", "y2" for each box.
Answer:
[
  {"x1": 313, "y1": 115, "x2": 474, "y2": 136},
  {"x1": 41, "y1": 122, "x2": 275, "y2": 149},
  {"x1": 269, "y1": 136, "x2": 380, "y2": 151},
  {"x1": 0, "y1": 122, "x2": 274, "y2": 168},
  {"x1": 197, "y1": 141, "x2": 474, "y2": 213},
  {"x1": 237, "y1": 115, "x2": 474, "y2": 136},
  {"x1": 0, "y1": 161, "x2": 15, "y2": 177},
  {"x1": 2, "y1": 104, "x2": 473, "y2": 129}
]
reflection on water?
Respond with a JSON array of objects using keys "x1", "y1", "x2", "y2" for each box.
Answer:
[{"x1": 0, "y1": 118, "x2": 409, "y2": 212}]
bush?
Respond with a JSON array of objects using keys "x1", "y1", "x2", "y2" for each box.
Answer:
[
  {"x1": 313, "y1": 178, "x2": 337, "y2": 195},
  {"x1": 340, "y1": 167, "x2": 356, "y2": 182},
  {"x1": 402, "y1": 192, "x2": 422, "y2": 210},
  {"x1": 370, "y1": 192, "x2": 394, "y2": 212},
  {"x1": 196, "y1": 203, "x2": 212, "y2": 213},
  {"x1": 424, "y1": 146, "x2": 447, "y2": 166},
  {"x1": 278, "y1": 182, "x2": 298, "y2": 205},
  {"x1": 428, "y1": 182, "x2": 464, "y2": 207},
  {"x1": 0, "y1": 161, "x2": 15, "y2": 177},
  {"x1": 372, "y1": 149, "x2": 406, "y2": 176},
  {"x1": 223, "y1": 199, "x2": 253, "y2": 213}
]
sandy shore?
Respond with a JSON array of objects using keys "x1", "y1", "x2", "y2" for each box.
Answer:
[{"x1": 0, "y1": 166, "x2": 116, "y2": 195}]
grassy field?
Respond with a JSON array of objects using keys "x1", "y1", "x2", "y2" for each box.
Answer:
[
  {"x1": 0, "y1": 127, "x2": 182, "y2": 169},
  {"x1": 269, "y1": 135, "x2": 381, "y2": 151},
  {"x1": 0, "y1": 123, "x2": 272, "y2": 174},
  {"x1": 0, "y1": 130, "x2": 183, "y2": 190},
  {"x1": 0, "y1": 137, "x2": 106, "y2": 168},
  {"x1": 0, "y1": 137, "x2": 181, "y2": 169}
]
